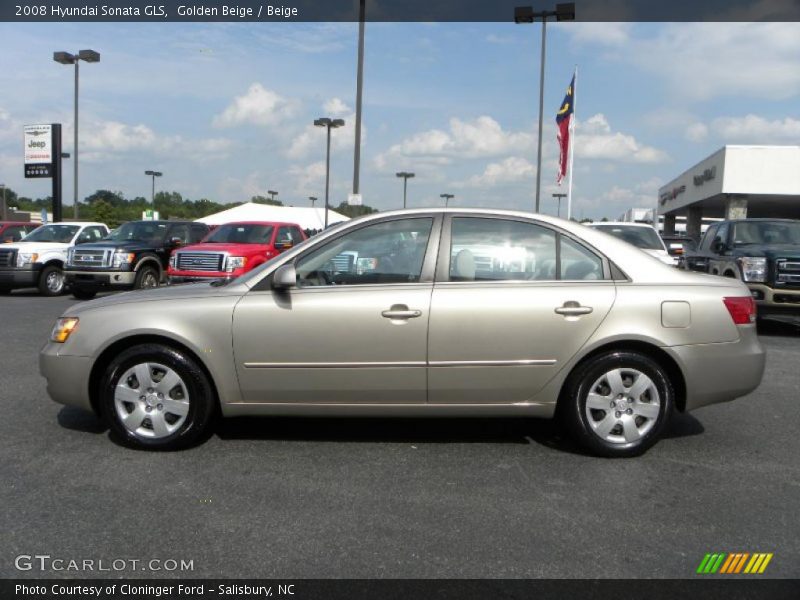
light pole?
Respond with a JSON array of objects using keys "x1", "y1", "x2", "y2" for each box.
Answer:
[
  {"x1": 440, "y1": 193, "x2": 454, "y2": 207},
  {"x1": 144, "y1": 170, "x2": 162, "y2": 205},
  {"x1": 309, "y1": 196, "x2": 318, "y2": 208},
  {"x1": 552, "y1": 192, "x2": 567, "y2": 217},
  {"x1": 53, "y1": 49, "x2": 101, "y2": 219},
  {"x1": 0, "y1": 184, "x2": 7, "y2": 221},
  {"x1": 396, "y1": 172, "x2": 415, "y2": 209},
  {"x1": 267, "y1": 190, "x2": 278, "y2": 204},
  {"x1": 314, "y1": 117, "x2": 345, "y2": 228},
  {"x1": 514, "y1": 3, "x2": 575, "y2": 213},
  {"x1": 352, "y1": 0, "x2": 366, "y2": 199}
]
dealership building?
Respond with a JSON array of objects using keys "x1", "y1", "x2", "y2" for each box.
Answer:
[{"x1": 657, "y1": 145, "x2": 800, "y2": 240}]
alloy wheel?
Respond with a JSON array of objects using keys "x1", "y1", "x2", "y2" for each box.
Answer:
[{"x1": 114, "y1": 362, "x2": 190, "y2": 439}]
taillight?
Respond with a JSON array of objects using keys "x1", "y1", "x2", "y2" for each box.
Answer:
[{"x1": 723, "y1": 296, "x2": 757, "y2": 325}]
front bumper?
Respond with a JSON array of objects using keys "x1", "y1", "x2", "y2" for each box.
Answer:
[
  {"x1": 66, "y1": 269, "x2": 136, "y2": 289},
  {"x1": 169, "y1": 274, "x2": 227, "y2": 284},
  {"x1": 669, "y1": 325, "x2": 766, "y2": 412},
  {"x1": 39, "y1": 343, "x2": 94, "y2": 413},
  {"x1": 0, "y1": 265, "x2": 40, "y2": 288},
  {"x1": 747, "y1": 283, "x2": 800, "y2": 315}
]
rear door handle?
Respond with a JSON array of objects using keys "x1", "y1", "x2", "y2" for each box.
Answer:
[
  {"x1": 382, "y1": 304, "x2": 422, "y2": 320},
  {"x1": 555, "y1": 301, "x2": 593, "y2": 316}
]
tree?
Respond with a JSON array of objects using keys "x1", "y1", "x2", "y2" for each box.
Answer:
[
  {"x1": 334, "y1": 202, "x2": 378, "y2": 218},
  {"x1": 250, "y1": 195, "x2": 283, "y2": 207},
  {"x1": 87, "y1": 198, "x2": 118, "y2": 227}
]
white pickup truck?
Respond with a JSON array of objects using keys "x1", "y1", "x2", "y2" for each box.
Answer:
[{"x1": 0, "y1": 222, "x2": 109, "y2": 296}]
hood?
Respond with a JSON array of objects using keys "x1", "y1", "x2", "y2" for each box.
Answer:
[
  {"x1": 77, "y1": 240, "x2": 164, "y2": 252},
  {"x1": 1, "y1": 241, "x2": 71, "y2": 252},
  {"x1": 65, "y1": 280, "x2": 249, "y2": 315},
  {"x1": 176, "y1": 242, "x2": 271, "y2": 255},
  {"x1": 730, "y1": 244, "x2": 800, "y2": 260}
]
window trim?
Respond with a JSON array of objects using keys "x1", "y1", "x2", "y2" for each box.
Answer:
[{"x1": 435, "y1": 213, "x2": 612, "y2": 284}]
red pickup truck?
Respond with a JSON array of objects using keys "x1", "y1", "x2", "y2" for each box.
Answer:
[{"x1": 168, "y1": 221, "x2": 307, "y2": 283}]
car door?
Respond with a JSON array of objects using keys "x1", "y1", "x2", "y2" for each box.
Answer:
[
  {"x1": 427, "y1": 215, "x2": 616, "y2": 404},
  {"x1": 232, "y1": 215, "x2": 441, "y2": 404}
]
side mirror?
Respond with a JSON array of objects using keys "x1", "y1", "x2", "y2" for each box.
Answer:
[
  {"x1": 272, "y1": 263, "x2": 297, "y2": 290},
  {"x1": 711, "y1": 238, "x2": 725, "y2": 253},
  {"x1": 169, "y1": 237, "x2": 183, "y2": 248},
  {"x1": 275, "y1": 240, "x2": 294, "y2": 250}
]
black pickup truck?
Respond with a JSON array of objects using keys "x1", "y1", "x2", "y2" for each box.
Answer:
[
  {"x1": 65, "y1": 220, "x2": 209, "y2": 300},
  {"x1": 683, "y1": 218, "x2": 800, "y2": 318}
]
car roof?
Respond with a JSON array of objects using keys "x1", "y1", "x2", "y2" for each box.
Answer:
[
  {"x1": 215, "y1": 221, "x2": 302, "y2": 227},
  {"x1": 0, "y1": 221, "x2": 36, "y2": 226}
]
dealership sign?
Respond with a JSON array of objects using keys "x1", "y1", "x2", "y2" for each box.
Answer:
[
  {"x1": 24, "y1": 124, "x2": 53, "y2": 178},
  {"x1": 693, "y1": 166, "x2": 717, "y2": 186}
]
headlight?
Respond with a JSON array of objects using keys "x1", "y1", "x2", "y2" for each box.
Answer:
[
  {"x1": 50, "y1": 317, "x2": 79, "y2": 343},
  {"x1": 169, "y1": 254, "x2": 176, "y2": 269},
  {"x1": 16, "y1": 252, "x2": 39, "y2": 267},
  {"x1": 225, "y1": 256, "x2": 247, "y2": 272},
  {"x1": 112, "y1": 250, "x2": 135, "y2": 268},
  {"x1": 66, "y1": 248, "x2": 75, "y2": 265},
  {"x1": 738, "y1": 257, "x2": 767, "y2": 282}
]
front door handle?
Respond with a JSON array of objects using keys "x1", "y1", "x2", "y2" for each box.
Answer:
[
  {"x1": 555, "y1": 301, "x2": 593, "y2": 316},
  {"x1": 382, "y1": 304, "x2": 422, "y2": 320}
]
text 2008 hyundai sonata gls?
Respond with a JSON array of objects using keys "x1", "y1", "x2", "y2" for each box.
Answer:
[{"x1": 40, "y1": 209, "x2": 765, "y2": 457}]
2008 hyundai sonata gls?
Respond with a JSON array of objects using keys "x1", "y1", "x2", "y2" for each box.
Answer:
[{"x1": 41, "y1": 209, "x2": 765, "y2": 456}]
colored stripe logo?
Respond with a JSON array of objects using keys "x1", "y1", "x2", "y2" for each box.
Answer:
[{"x1": 696, "y1": 553, "x2": 773, "y2": 574}]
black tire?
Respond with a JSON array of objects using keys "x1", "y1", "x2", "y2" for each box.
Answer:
[
  {"x1": 99, "y1": 343, "x2": 216, "y2": 450},
  {"x1": 560, "y1": 350, "x2": 674, "y2": 458},
  {"x1": 134, "y1": 264, "x2": 161, "y2": 290},
  {"x1": 38, "y1": 264, "x2": 66, "y2": 296},
  {"x1": 72, "y1": 288, "x2": 97, "y2": 301}
]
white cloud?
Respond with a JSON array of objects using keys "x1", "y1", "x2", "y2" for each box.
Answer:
[
  {"x1": 685, "y1": 123, "x2": 709, "y2": 143},
  {"x1": 565, "y1": 22, "x2": 631, "y2": 46},
  {"x1": 323, "y1": 98, "x2": 351, "y2": 116},
  {"x1": 288, "y1": 161, "x2": 327, "y2": 197},
  {"x1": 212, "y1": 83, "x2": 296, "y2": 128},
  {"x1": 707, "y1": 114, "x2": 800, "y2": 142},
  {"x1": 455, "y1": 157, "x2": 536, "y2": 188},
  {"x1": 287, "y1": 107, "x2": 362, "y2": 160},
  {"x1": 577, "y1": 114, "x2": 669, "y2": 163},
  {"x1": 81, "y1": 119, "x2": 232, "y2": 162},
  {"x1": 374, "y1": 116, "x2": 534, "y2": 170}
]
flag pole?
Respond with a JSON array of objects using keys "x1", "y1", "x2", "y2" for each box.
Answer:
[{"x1": 566, "y1": 65, "x2": 577, "y2": 220}]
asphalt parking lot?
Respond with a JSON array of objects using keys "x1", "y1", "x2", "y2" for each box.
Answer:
[{"x1": 1, "y1": 290, "x2": 799, "y2": 579}]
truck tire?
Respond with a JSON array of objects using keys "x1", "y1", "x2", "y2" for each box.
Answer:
[
  {"x1": 134, "y1": 264, "x2": 160, "y2": 290},
  {"x1": 72, "y1": 288, "x2": 97, "y2": 300},
  {"x1": 38, "y1": 265, "x2": 66, "y2": 296}
]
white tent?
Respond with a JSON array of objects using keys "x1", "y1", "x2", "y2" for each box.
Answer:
[{"x1": 195, "y1": 202, "x2": 350, "y2": 231}]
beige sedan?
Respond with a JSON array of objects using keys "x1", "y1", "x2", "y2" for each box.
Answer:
[{"x1": 40, "y1": 209, "x2": 765, "y2": 456}]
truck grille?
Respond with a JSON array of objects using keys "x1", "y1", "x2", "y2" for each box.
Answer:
[
  {"x1": 776, "y1": 259, "x2": 800, "y2": 287},
  {"x1": 71, "y1": 248, "x2": 112, "y2": 267},
  {"x1": 0, "y1": 248, "x2": 17, "y2": 268},
  {"x1": 176, "y1": 252, "x2": 224, "y2": 272}
]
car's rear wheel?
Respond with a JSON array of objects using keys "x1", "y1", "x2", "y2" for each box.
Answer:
[
  {"x1": 99, "y1": 343, "x2": 216, "y2": 450},
  {"x1": 561, "y1": 350, "x2": 674, "y2": 458},
  {"x1": 134, "y1": 265, "x2": 160, "y2": 290},
  {"x1": 38, "y1": 265, "x2": 65, "y2": 296}
]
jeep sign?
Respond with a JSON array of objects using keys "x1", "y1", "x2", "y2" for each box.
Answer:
[{"x1": 24, "y1": 124, "x2": 53, "y2": 178}]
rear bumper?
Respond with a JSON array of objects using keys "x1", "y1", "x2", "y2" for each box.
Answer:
[
  {"x1": 0, "y1": 266, "x2": 40, "y2": 288},
  {"x1": 39, "y1": 343, "x2": 94, "y2": 413},
  {"x1": 66, "y1": 269, "x2": 136, "y2": 289},
  {"x1": 669, "y1": 326, "x2": 765, "y2": 412}
]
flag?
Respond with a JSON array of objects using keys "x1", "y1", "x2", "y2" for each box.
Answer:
[{"x1": 556, "y1": 75, "x2": 575, "y2": 185}]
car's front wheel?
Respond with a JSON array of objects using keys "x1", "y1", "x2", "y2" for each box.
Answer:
[
  {"x1": 99, "y1": 343, "x2": 216, "y2": 450},
  {"x1": 561, "y1": 350, "x2": 674, "y2": 458},
  {"x1": 38, "y1": 265, "x2": 65, "y2": 296}
]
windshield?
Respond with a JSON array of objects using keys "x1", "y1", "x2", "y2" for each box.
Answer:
[
  {"x1": 593, "y1": 225, "x2": 664, "y2": 250},
  {"x1": 21, "y1": 224, "x2": 79, "y2": 243},
  {"x1": 732, "y1": 221, "x2": 800, "y2": 246},
  {"x1": 105, "y1": 221, "x2": 169, "y2": 243},
  {"x1": 205, "y1": 223, "x2": 274, "y2": 244}
]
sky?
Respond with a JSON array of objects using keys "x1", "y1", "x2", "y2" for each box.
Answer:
[{"x1": 0, "y1": 20, "x2": 799, "y2": 219}]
